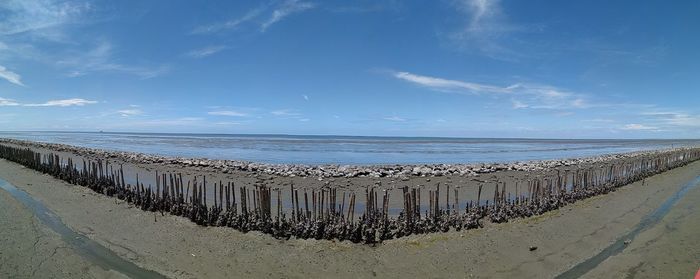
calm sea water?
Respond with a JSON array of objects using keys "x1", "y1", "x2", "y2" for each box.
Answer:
[{"x1": 1, "y1": 131, "x2": 698, "y2": 165}]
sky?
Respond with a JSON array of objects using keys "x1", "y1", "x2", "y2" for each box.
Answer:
[{"x1": 0, "y1": 0, "x2": 699, "y2": 138}]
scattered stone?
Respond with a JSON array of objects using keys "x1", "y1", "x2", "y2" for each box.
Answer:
[{"x1": 0, "y1": 138, "x2": 695, "y2": 180}]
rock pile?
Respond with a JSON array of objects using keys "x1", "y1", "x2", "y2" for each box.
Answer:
[{"x1": 0, "y1": 138, "x2": 695, "y2": 179}]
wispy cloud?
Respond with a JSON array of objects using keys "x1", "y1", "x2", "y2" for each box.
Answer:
[
  {"x1": 1, "y1": 97, "x2": 97, "y2": 107},
  {"x1": 511, "y1": 100, "x2": 528, "y2": 109},
  {"x1": 261, "y1": 0, "x2": 315, "y2": 32},
  {"x1": 270, "y1": 108, "x2": 309, "y2": 121},
  {"x1": 384, "y1": 116, "x2": 406, "y2": 122},
  {"x1": 24, "y1": 98, "x2": 97, "y2": 107},
  {"x1": 0, "y1": 65, "x2": 24, "y2": 86},
  {"x1": 330, "y1": 0, "x2": 403, "y2": 13},
  {"x1": 215, "y1": 121, "x2": 242, "y2": 126},
  {"x1": 1, "y1": 2, "x2": 166, "y2": 81},
  {"x1": 642, "y1": 111, "x2": 700, "y2": 128},
  {"x1": 302, "y1": 94, "x2": 309, "y2": 101},
  {"x1": 186, "y1": 45, "x2": 226, "y2": 58},
  {"x1": 191, "y1": 7, "x2": 264, "y2": 34},
  {"x1": 392, "y1": 70, "x2": 589, "y2": 110},
  {"x1": 57, "y1": 41, "x2": 169, "y2": 79},
  {"x1": 0, "y1": 97, "x2": 20, "y2": 106},
  {"x1": 621, "y1": 124, "x2": 658, "y2": 131},
  {"x1": 448, "y1": 0, "x2": 532, "y2": 60},
  {"x1": 462, "y1": 0, "x2": 498, "y2": 29},
  {"x1": 271, "y1": 109, "x2": 301, "y2": 116},
  {"x1": 0, "y1": 0, "x2": 91, "y2": 39},
  {"x1": 129, "y1": 117, "x2": 205, "y2": 127},
  {"x1": 208, "y1": 110, "x2": 248, "y2": 117},
  {"x1": 193, "y1": 0, "x2": 315, "y2": 34},
  {"x1": 393, "y1": 71, "x2": 512, "y2": 94},
  {"x1": 117, "y1": 108, "x2": 143, "y2": 117}
]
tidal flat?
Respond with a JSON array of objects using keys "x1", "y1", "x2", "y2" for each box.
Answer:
[{"x1": 1, "y1": 139, "x2": 700, "y2": 278}]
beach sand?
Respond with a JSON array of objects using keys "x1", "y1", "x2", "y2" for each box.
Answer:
[
  {"x1": 582, "y1": 174, "x2": 700, "y2": 279},
  {"x1": 1, "y1": 157, "x2": 699, "y2": 278},
  {"x1": 0, "y1": 179, "x2": 126, "y2": 278}
]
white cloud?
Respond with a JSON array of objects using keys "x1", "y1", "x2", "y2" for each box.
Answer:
[
  {"x1": 463, "y1": 0, "x2": 498, "y2": 30},
  {"x1": 215, "y1": 121, "x2": 241, "y2": 125},
  {"x1": 191, "y1": 7, "x2": 263, "y2": 34},
  {"x1": 117, "y1": 109, "x2": 143, "y2": 117},
  {"x1": 582, "y1": 118, "x2": 615, "y2": 123},
  {"x1": 261, "y1": 0, "x2": 315, "y2": 32},
  {"x1": 57, "y1": 41, "x2": 169, "y2": 79},
  {"x1": 1, "y1": 97, "x2": 97, "y2": 107},
  {"x1": 384, "y1": 116, "x2": 405, "y2": 122},
  {"x1": 208, "y1": 110, "x2": 248, "y2": 117},
  {"x1": 449, "y1": 0, "x2": 529, "y2": 60},
  {"x1": 192, "y1": 1, "x2": 314, "y2": 34},
  {"x1": 128, "y1": 117, "x2": 205, "y2": 127},
  {"x1": 66, "y1": 70, "x2": 85, "y2": 77},
  {"x1": 271, "y1": 109, "x2": 301, "y2": 116},
  {"x1": 621, "y1": 124, "x2": 658, "y2": 131},
  {"x1": 0, "y1": 0, "x2": 90, "y2": 38},
  {"x1": 511, "y1": 100, "x2": 528, "y2": 109},
  {"x1": 0, "y1": 65, "x2": 24, "y2": 86},
  {"x1": 187, "y1": 45, "x2": 226, "y2": 58},
  {"x1": 571, "y1": 98, "x2": 587, "y2": 108},
  {"x1": 642, "y1": 111, "x2": 700, "y2": 128},
  {"x1": 303, "y1": 94, "x2": 309, "y2": 101},
  {"x1": 24, "y1": 98, "x2": 97, "y2": 107},
  {"x1": 0, "y1": 97, "x2": 20, "y2": 106},
  {"x1": 393, "y1": 71, "x2": 590, "y2": 111},
  {"x1": 393, "y1": 71, "x2": 512, "y2": 94}
]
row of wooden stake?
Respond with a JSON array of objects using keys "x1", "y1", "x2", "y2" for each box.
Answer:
[{"x1": 1, "y1": 144, "x2": 698, "y2": 244}]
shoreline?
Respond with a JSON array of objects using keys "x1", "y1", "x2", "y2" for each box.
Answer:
[
  {"x1": 2, "y1": 157, "x2": 700, "y2": 277},
  {"x1": 1, "y1": 137, "x2": 697, "y2": 178},
  {"x1": 1, "y1": 139, "x2": 699, "y2": 244}
]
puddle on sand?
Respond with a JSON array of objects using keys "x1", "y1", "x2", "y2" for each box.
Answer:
[
  {"x1": 0, "y1": 178, "x2": 166, "y2": 279},
  {"x1": 555, "y1": 175, "x2": 700, "y2": 279}
]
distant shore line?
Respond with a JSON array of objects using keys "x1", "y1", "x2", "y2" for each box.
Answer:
[{"x1": 0, "y1": 138, "x2": 697, "y2": 178}]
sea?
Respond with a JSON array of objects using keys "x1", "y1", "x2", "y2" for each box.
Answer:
[{"x1": 1, "y1": 131, "x2": 698, "y2": 165}]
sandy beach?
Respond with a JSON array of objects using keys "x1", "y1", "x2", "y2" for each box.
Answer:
[
  {"x1": 0, "y1": 176, "x2": 126, "y2": 279},
  {"x1": 2, "y1": 155, "x2": 699, "y2": 278}
]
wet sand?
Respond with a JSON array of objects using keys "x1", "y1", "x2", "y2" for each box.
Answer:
[
  {"x1": 582, "y1": 175, "x2": 700, "y2": 278},
  {"x1": 0, "y1": 181, "x2": 126, "y2": 278},
  {"x1": 2, "y1": 158, "x2": 700, "y2": 278}
]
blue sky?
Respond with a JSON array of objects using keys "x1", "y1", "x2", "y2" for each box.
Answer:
[{"x1": 0, "y1": 0, "x2": 699, "y2": 138}]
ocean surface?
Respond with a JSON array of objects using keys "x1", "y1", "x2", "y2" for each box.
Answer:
[{"x1": 1, "y1": 131, "x2": 699, "y2": 165}]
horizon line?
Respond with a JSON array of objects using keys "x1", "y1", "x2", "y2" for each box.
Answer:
[{"x1": 1, "y1": 130, "x2": 699, "y2": 142}]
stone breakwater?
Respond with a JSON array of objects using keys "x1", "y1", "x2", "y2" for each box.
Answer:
[{"x1": 0, "y1": 138, "x2": 695, "y2": 178}]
